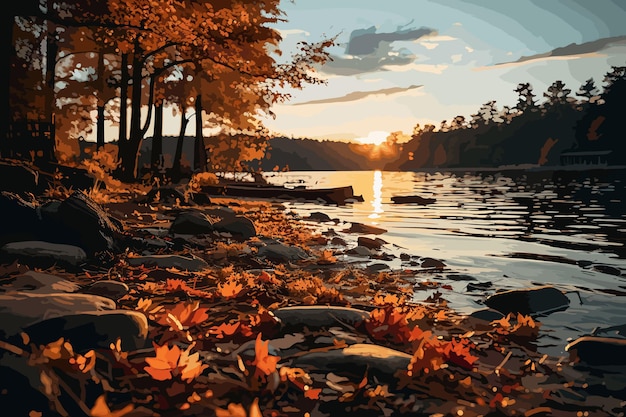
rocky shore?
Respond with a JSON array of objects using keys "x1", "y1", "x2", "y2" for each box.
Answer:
[{"x1": 1, "y1": 169, "x2": 625, "y2": 416}]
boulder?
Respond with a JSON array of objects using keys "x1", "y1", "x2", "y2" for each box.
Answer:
[
  {"x1": 81, "y1": 280, "x2": 130, "y2": 301},
  {"x1": 0, "y1": 271, "x2": 80, "y2": 294},
  {"x1": 484, "y1": 286, "x2": 570, "y2": 316},
  {"x1": 344, "y1": 222, "x2": 387, "y2": 235},
  {"x1": 169, "y1": 211, "x2": 215, "y2": 235},
  {"x1": 346, "y1": 245, "x2": 373, "y2": 257},
  {"x1": 291, "y1": 344, "x2": 411, "y2": 384},
  {"x1": 420, "y1": 257, "x2": 446, "y2": 269},
  {"x1": 143, "y1": 187, "x2": 188, "y2": 205},
  {"x1": 214, "y1": 215, "x2": 256, "y2": 239},
  {"x1": 0, "y1": 192, "x2": 40, "y2": 243},
  {"x1": 307, "y1": 212, "x2": 332, "y2": 222},
  {"x1": 257, "y1": 242, "x2": 309, "y2": 262},
  {"x1": 357, "y1": 236, "x2": 384, "y2": 250},
  {"x1": 565, "y1": 336, "x2": 626, "y2": 366},
  {"x1": 0, "y1": 160, "x2": 39, "y2": 193},
  {"x1": 23, "y1": 310, "x2": 149, "y2": 352},
  {"x1": 0, "y1": 292, "x2": 115, "y2": 337},
  {"x1": 273, "y1": 306, "x2": 370, "y2": 330},
  {"x1": 0, "y1": 241, "x2": 87, "y2": 269},
  {"x1": 127, "y1": 254, "x2": 209, "y2": 271},
  {"x1": 56, "y1": 191, "x2": 123, "y2": 254}
]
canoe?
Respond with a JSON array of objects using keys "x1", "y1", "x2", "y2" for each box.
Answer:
[
  {"x1": 201, "y1": 183, "x2": 364, "y2": 205},
  {"x1": 391, "y1": 195, "x2": 436, "y2": 205}
]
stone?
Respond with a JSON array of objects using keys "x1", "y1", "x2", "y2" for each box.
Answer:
[
  {"x1": 0, "y1": 271, "x2": 80, "y2": 294},
  {"x1": 169, "y1": 210, "x2": 215, "y2": 235},
  {"x1": 291, "y1": 344, "x2": 412, "y2": 384},
  {"x1": 346, "y1": 245, "x2": 373, "y2": 257},
  {"x1": 273, "y1": 306, "x2": 370, "y2": 329},
  {"x1": 82, "y1": 280, "x2": 130, "y2": 301},
  {"x1": 469, "y1": 308, "x2": 505, "y2": 322},
  {"x1": 214, "y1": 215, "x2": 256, "y2": 239},
  {"x1": 565, "y1": 336, "x2": 626, "y2": 366},
  {"x1": 143, "y1": 187, "x2": 188, "y2": 205},
  {"x1": 344, "y1": 222, "x2": 387, "y2": 235},
  {"x1": 0, "y1": 241, "x2": 87, "y2": 269},
  {"x1": 466, "y1": 281, "x2": 493, "y2": 291},
  {"x1": 56, "y1": 191, "x2": 123, "y2": 254},
  {"x1": 129, "y1": 236, "x2": 171, "y2": 251},
  {"x1": 191, "y1": 192, "x2": 212, "y2": 206},
  {"x1": 127, "y1": 254, "x2": 209, "y2": 271},
  {"x1": 0, "y1": 292, "x2": 115, "y2": 337},
  {"x1": 257, "y1": 242, "x2": 309, "y2": 262},
  {"x1": 484, "y1": 286, "x2": 570, "y2": 316},
  {"x1": 0, "y1": 192, "x2": 40, "y2": 244},
  {"x1": 420, "y1": 257, "x2": 446, "y2": 269},
  {"x1": 307, "y1": 212, "x2": 332, "y2": 222},
  {"x1": 357, "y1": 236, "x2": 383, "y2": 250},
  {"x1": 0, "y1": 160, "x2": 39, "y2": 193},
  {"x1": 24, "y1": 310, "x2": 149, "y2": 352}
]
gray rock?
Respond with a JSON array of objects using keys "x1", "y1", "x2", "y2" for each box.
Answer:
[
  {"x1": 23, "y1": 310, "x2": 149, "y2": 352},
  {"x1": 273, "y1": 306, "x2": 370, "y2": 329},
  {"x1": 0, "y1": 292, "x2": 115, "y2": 336},
  {"x1": 420, "y1": 257, "x2": 446, "y2": 269},
  {"x1": 346, "y1": 246, "x2": 373, "y2": 257},
  {"x1": 82, "y1": 280, "x2": 129, "y2": 301},
  {"x1": 0, "y1": 241, "x2": 87, "y2": 269},
  {"x1": 344, "y1": 222, "x2": 387, "y2": 235},
  {"x1": 291, "y1": 344, "x2": 411, "y2": 384},
  {"x1": 127, "y1": 254, "x2": 208, "y2": 271},
  {"x1": 484, "y1": 286, "x2": 570, "y2": 316},
  {"x1": 357, "y1": 236, "x2": 384, "y2": 250},
  {"x1": 469, "y1": 308, "x2": 505, "y2": 322},
  {"x1": 307, "y1": 212, "x2": 332, "y2": 222},
  {"x1": 257, "y1": 242, "x2": 309, "y2": 262},
  {"x1": 130, "y1": 236, "x2": 170, "y2": 251},
  {"x1": 214, "y1": 215, "x2": 256, "y2": 239},
  {"x1": 0, "y1": 271, "x2": 80, "y2": 294},
  {"x1": 56, "y1": 191, "x2": 123, "y2": 254},
  {"x1": 169, "y1": 211, "x2": 215, "y2": 235},
  {"x1": 566, "y1": 336, "x2": 626, "y2": 366}
]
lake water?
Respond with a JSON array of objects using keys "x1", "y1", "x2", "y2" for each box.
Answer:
[{"x1": 263, "y1": 169, "x2": 626, "y2": 357}]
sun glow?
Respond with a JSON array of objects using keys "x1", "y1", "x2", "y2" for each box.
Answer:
[{"x1": 355, "y1": 131, "x2": 389, "y2": 146}]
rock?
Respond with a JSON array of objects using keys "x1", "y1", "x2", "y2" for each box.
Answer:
[
  {"x1": 0, "y1": 192, "x2": 40, "y2": 243},
  {"x1": 81, "y1": 280, "x2": 129, "y2": 301},
  {"x1": 420, "y1": 257, "x2": 446, "y2": 269},
  {"x1": 0, "y1": 364, "x2": 57, "y2": 417},
  {"x1": 0, "y1": 241, "x2": 87, "y2": 269},
  {"x1": 169, "y1": 211, "x2": 215, "y2": 235},
  {"x1": 466, "y1": 281, "x2": 493, "y2": 292},
  {"x1": 273, "y1": 306, "x2": 370, "y2": 330},
  {"x1": 391, "y1": 195, "x2": 436, "y2": 205},
  {"x1": 357, "y1": 236, "x2": 384, "y2": 250},
  {"x1": 364, "y1": 263, "x2": 389, "y2": 274},
  {"x1": 23, "y1": 310, "x2": 149, "y2": 352},
  {"x1": 565, "y1": 336, "x2": 626, "y2": 366},
  {"x1": 0, "y1": 292, "x2": 115, "y2": 337},
  {"x1": 344, "y1": 222, "x2": 387, "y2": 235},
  {"x1": 469, "y1": 308, "x2": 505, "y2": 322},
  {"x1": 346, "y1": 246, "x2": 373, "y2": 257},
  {"x1": 214, "y1": 215, "x2": 256, "y2": 239},
  {"x1": 591, "y1": 264, "x2": 622, "y2": 276},
  {"x1": 204, "y1": 206, "x2": 236, "y2": 218},
  {"x1": 257, "y1": 242, "x2": 309, "y2": 262},
  {"x1": 0, "y1": 271, "x2": 80, "y2": 294},
  {"x1": 191, "y1": 192, "x2": 212, "y2": 205},
  {"x1": 592, "y1": 323, "x2": 626, "y2": 337},
  {"x1": 130, "y1": 236, "x2": 170, "y2": 251},
  {"x1": 307, "y1": 212, "x2": 332, "y2": 222},
  {"x1": 330, "y1": 237, "x2": 347, "y2": 246},
  {"x1": 56, "y1": 191, "x2": 123, "y2": 254},
  {"x1": 291, "y1": 344, "x2": 411, "y2": 384},
  {"x1": 484, "y1": 286, "x2": 570, "y2": 316},
  {"x1": 127, "y1": 254, "x2": 209, "y2": 271},
  {"x1": 0, "y1": 160, "x2": 39, "y2": 193}
]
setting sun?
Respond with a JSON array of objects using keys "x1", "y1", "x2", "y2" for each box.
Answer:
[{"x1": 355, "y1": 131, "x2": 389, "y2": 146}]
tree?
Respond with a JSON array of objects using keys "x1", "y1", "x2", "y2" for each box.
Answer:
[
  {"x1": 576, "y1": 78, "x2": 600, "y2": 104},
  {"x1": 543, "y1": 80, "x2": 572, "y2": 108},
  {"x1": 514, "y1": 82, "x2": 538, "y2": 112}
]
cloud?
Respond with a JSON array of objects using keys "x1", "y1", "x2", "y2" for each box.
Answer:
[
  {"x1": 277, "y1": 28, "x2": 310, "y2": 37},
  {"x1": 382, "y1": 63, "x2": 448, "y2": 74},
  {"x1": 320, "y1": 25, "x2": 437, "y2": 75},
  {"x1": 292, "y1": 85, "x2": 423, "y2": 106},
  {"x1": 492, "y1": 35, "x2": 626, "y2": 67}
]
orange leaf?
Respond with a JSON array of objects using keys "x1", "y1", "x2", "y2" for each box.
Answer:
[
  {"x1": 251, "y1": 333, "x2": 280, "y2": 380},
  {"x1": 90, "y1": 395, "x2": 134, "y2": 417},
  {"x1": 304, "y1": 387, "x2": 322, "y2": 400}
]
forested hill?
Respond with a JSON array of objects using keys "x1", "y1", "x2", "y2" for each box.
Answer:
[{"x1": 252, "y1": 137, "x2": 401, "y2": 171}]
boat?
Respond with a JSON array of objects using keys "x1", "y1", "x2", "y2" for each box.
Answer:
[
  {"x1": 391, "y1": 195, "x2": 436, "y2": 205},
  {"x1": 201, "y1": 183, "x2": 364, "y2": 205}
]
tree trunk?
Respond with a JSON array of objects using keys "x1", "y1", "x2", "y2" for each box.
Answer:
[
  {"x1": 151, "y1": 102, "x2": 163, "y2": 171},
  {"x1": 118, "y1": 53, "x2": 128, "y2": 142},
  {"x1": 119, "y1": 52, "x2": 144, "y2": 181},
  {"x1": 194, "y1": 94, "x2": 207, "y2": 171},
  {"x1": 96, "y1": 105, "x2": 105, "y2": 150},
  {"x1": 172, "y1": 111, "x2": 189, "y2": 177}
]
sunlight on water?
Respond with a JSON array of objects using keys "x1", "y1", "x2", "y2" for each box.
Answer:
[{"x1": 368, "y1": 170, "x2": 384, "y2": 220}]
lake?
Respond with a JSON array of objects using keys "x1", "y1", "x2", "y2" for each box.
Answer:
[{"x1": 263, "y1": 169, "x2": 626, "y2": 357}]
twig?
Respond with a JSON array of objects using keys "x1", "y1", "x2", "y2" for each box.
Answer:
[
  {"x1": 494, "y1": 350, "x2": 513, "y2": 376},
  {"x1": 0, "y1": 340, "x2": 28, "y2": 357}
]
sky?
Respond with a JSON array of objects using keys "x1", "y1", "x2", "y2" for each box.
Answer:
[{"x1": 261, "y1": 0, "x2": 626, "y2": 143}]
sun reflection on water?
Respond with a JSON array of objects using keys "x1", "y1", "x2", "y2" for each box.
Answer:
[{"x1": 368, "y1": 170, "x2": 384, "y2": 219}]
